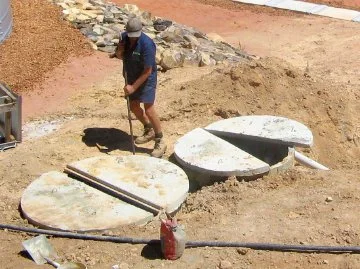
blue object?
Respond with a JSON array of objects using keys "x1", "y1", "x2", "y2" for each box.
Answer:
[{"x1": 122, "y1": 32, "x2": 157, "y2": 104}]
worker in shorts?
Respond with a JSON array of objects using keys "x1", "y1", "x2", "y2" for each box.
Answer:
[{"x1": 111, "y1": 17, "x2": 167, "y2": 158}]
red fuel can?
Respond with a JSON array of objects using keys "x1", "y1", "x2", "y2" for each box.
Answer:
[{"x1": 160, "y1": 217, "x2": 186, "y2": 260}]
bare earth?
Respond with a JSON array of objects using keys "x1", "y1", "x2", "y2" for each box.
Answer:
[{"x1": 0, "y1": 0, "x2": 360, "y2": 268}]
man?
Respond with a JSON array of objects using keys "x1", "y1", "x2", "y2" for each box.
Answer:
[{"x1": 111, "y1": 17, "x2": 167, "y2": 158}]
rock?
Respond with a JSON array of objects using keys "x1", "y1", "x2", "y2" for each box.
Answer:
[
  {"x1": 182, "y1": 49, "x2": 201, "y2": 67},
  {"x1": 183, "y1": 35, "x2": 200, "y2": 49},
  {"x1": 123, "y1": 4, "x2": 141, "y2": 16},
  {"x1": 200, "y1": 52, "x2": 216, "y2": 66},
  {"x1": 325, "y1": 197, "x2": 333, "y2": 202},
  {"x1": 159, "y1": 31, "x2": 184, "y2": 43},
  {"x1": 154, "y1": 19, "x2": 172, "y2": 31},
  {"x1": 96, "y1": 15, "x2": 104, "y2": 23},
  {"x1": 236, "y1": 248, "x2": 248, "y2": 255},
  {"x1": 104, "y1": 11, "x2": 115, "y2": 23},
  {"x1": 93, "y1": 25, "x2": 105, "y2": 35},
  {"x1": 89, "y1": 0, "x2": 107, "y2": 7},
  {"x1": 207, "y1": 32, "x2": 226, "y2": 43},
  {"x1": 219, "y1": 260, "x2": 233, "y2": 269},
  {"x1": 156, "y1": 46, "x2": 165, "y2": 65},
  {"x1": 57, "y1": 3, "x2": 70, "y2": 9},
  {"x1": 160, "y1": 49, "x2": 184, "y2": 70},
  {"x1": 56, "y1": 0, "x2": 249, "y2": 70},
  {"x1": 76, "y1": 14, "x2": 92, "y2": 23},
  {"x1": 109, "y1": 23, "x2": 125, "y2": 33},
  {"x1": 80, "y1": 10, "x2": 98, "y2": 19}
]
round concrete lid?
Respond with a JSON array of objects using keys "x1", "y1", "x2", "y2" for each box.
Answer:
[
  {"x1": 21, "y1": 171, "x2": 153, "y2": 232},
  {"x1": 174, "y1": 128, "x2": 270, "y2": 176},
  {"x1": 205, "y1": 115, "x2": 313, "y2": 147},
  {"x1": 67, "y1": 155, "x2": 189, "y2": 213}
]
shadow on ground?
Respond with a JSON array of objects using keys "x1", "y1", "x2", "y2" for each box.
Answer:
[
  {"x1": 141, "y1": 243, "x2": 163, "y2": 260},
  {"x1": 82, "y1": 127, "x2": 151, "y2": 154}
]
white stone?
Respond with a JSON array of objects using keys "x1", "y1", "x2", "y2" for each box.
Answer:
[
  {"x1": 80, "y1": 10, "x2": 98, "y2": 19},
  {"x1": 160, "y1": 49, "x2": 184, "y2": 70},
  {"x1": 174, "y1": 128, "x2": 270, "y2": 176},
  {"x1": 205, "y1": 115, "x2": 313, "y2": 147},
  {"x1": 67, "y1": 155, "x2": 189, "y2": 213},
  {"x1": 200, "y1": 52, "x2": 216, "y2": 66},
  {"x1": 123, "y1": 4, "x2": 141, "y2": 15},
  {"x1": 21, "y1": 171, "x2": 153, "y2": 232}
]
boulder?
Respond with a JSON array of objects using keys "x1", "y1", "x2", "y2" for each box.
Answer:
[
  {"x1": 160, "y1": 49, "x2": 184, "y2": 70},
  {"x1": 156, "y1": 46, "x2": 165, "y2": 65},
  {"x1": 153, "y1": 19, "x2": 172, "y2": 31},
  {"x1": 200, "y1": 52, "x2": 216, "y2": 66},
  {"x1": 182, "y1": 49, "x2": 201, "y2": 67}
]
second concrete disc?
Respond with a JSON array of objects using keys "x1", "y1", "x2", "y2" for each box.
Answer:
[
  {"x1": 174, "y1": 128, "x2": 270, "y2": 176},
  {"x1": 205, "y1": 115, "x2": 313, "y2": 147}
]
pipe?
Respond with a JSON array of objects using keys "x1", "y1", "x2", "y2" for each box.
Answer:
[
  {"x1": 2, "y1": 223, "x2": 360, "y2": 253},
  {"x1": 294, "y1": 150, "x2": 329, "y2": 170}
]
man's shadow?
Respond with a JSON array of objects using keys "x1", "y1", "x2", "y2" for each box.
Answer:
[{"x1": 82, "y1": 127, "x2": 151, "y2": 154}]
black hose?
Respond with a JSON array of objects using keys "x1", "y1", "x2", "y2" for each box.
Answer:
[{"x1": 2, "y1": 223, "x2": 360, "y2": 253}]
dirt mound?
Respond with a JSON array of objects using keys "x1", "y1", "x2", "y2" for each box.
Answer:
[
  {"x1": 0, "y1": 0, "x2": 92, "y2": 94},
  {"x1": 163, "y1": 58, "x2": 359, "y2": 169}
]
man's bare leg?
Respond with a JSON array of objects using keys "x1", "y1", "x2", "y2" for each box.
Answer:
[{"x1": 144, "y1": 103, "x2": 167, "y2": 158}]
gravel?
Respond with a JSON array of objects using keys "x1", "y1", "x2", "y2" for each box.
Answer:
[{"x1": 0, "y1": 0, "x2": 92, "y2": 94}]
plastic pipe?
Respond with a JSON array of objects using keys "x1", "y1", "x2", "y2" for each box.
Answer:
[
  {"x1": 2, "y1": 223, "x2": 360, "y2": 253},
  {"x1": 294, "y1": 150, "x2": 329, "y2": 170}
]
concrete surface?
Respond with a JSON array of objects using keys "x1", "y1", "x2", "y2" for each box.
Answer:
[
  {"x1": 68, "y1": 155, "x2": 189, "y2": 213},
  {"x1": 205, "y1": 115, "x2": 313, "y2": 147},
  {"x1": 20, "y1": 171, "x2": 153, "y2": 232},
  {"x1": 233, "y1": 0, "x2": 360, "y2": 22},
  {"x1": 174, "y1": 128, "x2": 270, "y2": 176}
]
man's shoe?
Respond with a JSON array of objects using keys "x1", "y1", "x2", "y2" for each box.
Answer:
[
  {"x1": 135, "y1": 128, "x2": 155, "y2": 144},
  {"x1": 151, "y1": 138, "x2": 167, "y2": 158}
]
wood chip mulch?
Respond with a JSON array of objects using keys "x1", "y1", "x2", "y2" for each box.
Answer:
[{"x1": 0, "y1": 0, "x2": 93, "y2": 94}]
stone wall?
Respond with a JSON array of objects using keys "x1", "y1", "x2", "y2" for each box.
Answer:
[{"x1": 50, "y1": 0, "x2": 251, "y2": 70}]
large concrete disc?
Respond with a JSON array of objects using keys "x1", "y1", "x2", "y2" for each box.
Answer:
[
  {"x1": 67, "y1": 155, "x2": 189, "y2": 213},
  {"x1": 174, "y1": 128, "x2": 270, "y2": 176},
  {"x1": 205, "y1": 115, "x2": 313, "y2": 147},
  {"x1": 21, "y1": 171, "x2": 153, "y2": 232}
]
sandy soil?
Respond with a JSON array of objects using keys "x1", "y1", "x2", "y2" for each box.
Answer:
[{"x1": 0, "y1": 0, "x2": 359, "y2": 268}]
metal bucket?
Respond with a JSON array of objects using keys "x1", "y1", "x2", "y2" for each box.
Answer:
[{"x1": 0, "y1": 0, "x2": 13, "y2": 44}]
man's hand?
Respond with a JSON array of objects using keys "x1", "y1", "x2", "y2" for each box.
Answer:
[
  {"x1": 124, "y1": 84, "x2": 136, "y2": 96},
  {"x1": 109, "y1": 42, "x2": 125, "y2": 59}
]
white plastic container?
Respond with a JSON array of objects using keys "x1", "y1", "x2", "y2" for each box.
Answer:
[{"x1": 0, "y1": 0, "x2": 13, "y2": 44}]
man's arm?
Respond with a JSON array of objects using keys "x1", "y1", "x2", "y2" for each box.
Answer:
[{"x1": 124, "y1": 67, "x2": 152, "y2": 95}]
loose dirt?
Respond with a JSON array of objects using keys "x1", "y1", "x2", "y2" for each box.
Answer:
[{"x1": 0, "y1": 0, "x2": 359, "y2": 268}]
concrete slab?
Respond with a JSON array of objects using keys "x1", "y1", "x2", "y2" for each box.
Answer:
[
  {"x1": 67, "y1": 155, "x2": 189, "y2": 213},
  {"x1": 174, "y1": 128, "x2": 270, "y2": 176},
  {"x1": 233, "y1": 0, "x2": 269, "y2": 6},
  {"x1": 268, "y1": 0, "x2": 323, "y2": 13},
  {"x1": 21, "y1": 171, "x2": 153, "y2": 232},
  {"x1": 315, "y1": 6, "x2": 360, "y2": 20},
  {"x1": 353, "y1": 14, "x2": 360, "y2": 22},
  {"x1": 205, "y1": 115, "x2": 313, "y2": 147}
]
